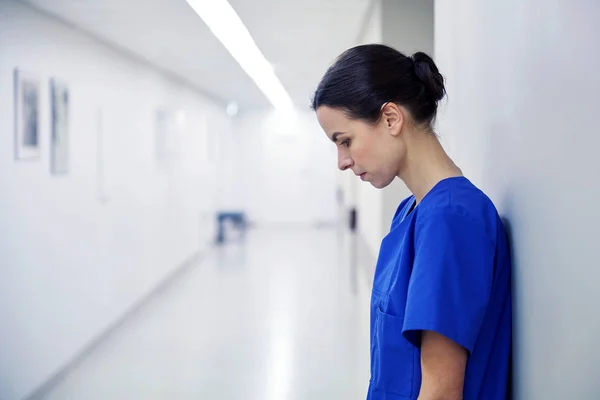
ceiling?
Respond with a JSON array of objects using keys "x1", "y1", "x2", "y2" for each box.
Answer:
[{"x1": 19, "y1": 0, "x2": 373, "y2": 112}]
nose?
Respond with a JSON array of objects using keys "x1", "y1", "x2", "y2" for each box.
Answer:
[{"x1": 338, "y1": 151, "x2": 353, "y2": 171}]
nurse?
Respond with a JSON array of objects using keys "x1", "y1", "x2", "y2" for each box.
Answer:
[{"x1": 311, "y1": 44, "x2": 512, "y2": 400}]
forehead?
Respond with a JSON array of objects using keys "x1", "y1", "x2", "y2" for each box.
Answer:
[{"x1": 316, "y1": 106, "x2": 352, "y2": 139}]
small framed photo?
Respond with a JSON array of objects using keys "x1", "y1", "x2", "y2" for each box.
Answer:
[
  {"x1": 50, "y1": 78, "x2": 69, "y2": 174},
  {"x1": 13, "y1": 68, "x2": 41, "y2": 160}
]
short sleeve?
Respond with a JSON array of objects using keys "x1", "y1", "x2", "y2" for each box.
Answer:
[{"x1": 402, "y1": 208, "x2": 494, "y2": 354}]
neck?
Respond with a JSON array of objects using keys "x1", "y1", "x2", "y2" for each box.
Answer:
[{"x1": 397, "y1": 130, "x2": 463, "y2": 204}]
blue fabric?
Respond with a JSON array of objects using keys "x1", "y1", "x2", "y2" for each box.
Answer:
[{"x1": 366, "y1": 176, "x2": 512, "y2": 400}]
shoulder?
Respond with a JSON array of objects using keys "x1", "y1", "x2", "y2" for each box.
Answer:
[{"x1": 415, "y1": 177, "x2": 500, "y2": 246}]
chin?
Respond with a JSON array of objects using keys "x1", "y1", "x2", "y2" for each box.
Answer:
[
  {"x1": 371, "y1": 176, "x2": 395, "y2": 189},
  {"x1": 370, "y1": 180, "x2": 387, "y2": 189}
]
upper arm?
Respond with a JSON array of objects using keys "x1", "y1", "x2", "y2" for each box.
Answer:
[
  {"x1": 418, "y1": 330, "x2": 467, "y2": 400},
  {"x1": 402, "y1": 208, "x2": 494, "y2": 353},
  {"x1": 402, "y1": 208, "x2": 494, "y2": 397}
]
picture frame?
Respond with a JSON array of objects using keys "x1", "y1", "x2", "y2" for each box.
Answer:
[
  {"x1": 13, "y1": 68, "x2": 41, "y2": 160},
  {"x1": 50, "y1": 78, "x2": 69, "y2": 174}
]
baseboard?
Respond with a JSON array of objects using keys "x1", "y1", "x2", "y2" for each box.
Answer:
[
  {"x1": 22, "y1": 249, "x2": 205, "y2": 400},
  {"x1": 247, "y1": 221, "x2": 339, "y2": 230}
]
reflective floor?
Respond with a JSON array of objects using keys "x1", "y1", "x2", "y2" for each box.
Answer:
[{"x1": 41, "y1": 227, "x2": 372, "y2": 400}]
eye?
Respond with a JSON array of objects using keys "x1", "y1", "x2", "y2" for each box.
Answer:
[{"x1": 340, "y1": 138, "x2": 351, "y2": 147}]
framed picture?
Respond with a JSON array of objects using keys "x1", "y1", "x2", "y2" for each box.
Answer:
[
  {"x1": 13, "y1": 68, "x2": 41, "y2": 160},
  {"x1": 50, "y1": 78, "x2": 69, "y2": 174}
]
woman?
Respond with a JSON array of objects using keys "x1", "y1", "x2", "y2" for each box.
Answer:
[{"x1": 311, "y1": 44, "x2": 512, "y2": 400}]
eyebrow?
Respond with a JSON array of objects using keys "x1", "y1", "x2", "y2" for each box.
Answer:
[{"x1": 331, "y1": 132, "x2": 346, "y2": 143}]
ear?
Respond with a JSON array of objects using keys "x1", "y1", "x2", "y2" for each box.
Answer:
[{"x1": 381, "y1": 102, "x2": 404, "y2": 137}]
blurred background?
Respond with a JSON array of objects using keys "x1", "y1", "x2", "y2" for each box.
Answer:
[{"x1": 1, "y1": 0, "x2": 599, "y2": 399}]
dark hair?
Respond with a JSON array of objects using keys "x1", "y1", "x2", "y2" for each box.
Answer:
[{"x1": 311, "y1": 44, "x2": 445, "y2": 127}]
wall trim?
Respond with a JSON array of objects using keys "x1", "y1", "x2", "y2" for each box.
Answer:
[{"x1": 22, "y1": 249, "x2": 206, "y2": 400}]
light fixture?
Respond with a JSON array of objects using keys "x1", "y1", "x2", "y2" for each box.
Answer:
[
  {"x1": 226, "y1": 101, "x2": 239, "y2": 117},
  {"x1": 185, "y1": 0, "x2": 294, "y2": 111}
]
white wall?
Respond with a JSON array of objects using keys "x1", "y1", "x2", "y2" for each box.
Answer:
[
  {"x1": 356, "y1": 180, "x2": 384, "y2": 255},
  {"x1": 380, "y1": 0, "x2": 432, "y2": 236},
  {"x1": 0, "y1": 2, "x2": 227, "y2": 399},
  {"x1": 351, "y1": 0, "x2": 386, "y2": 257},
  {"x1": 435, "y1": 0, "x2": 600, "y2": 398},
  {"x1": 221, "y1": 108, "x2": 338, "y2": 226},
  {"x1": 382, "y1": 0, "x2": 433, "y2": 56}
]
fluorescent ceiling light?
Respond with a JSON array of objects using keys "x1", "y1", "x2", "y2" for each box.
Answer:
[
  {"x1": 185, "y1": 0, "x2": 294, "y2": 111},
  {"x1": 226, "y1": 101, "x2": 239, "y2": 117}
]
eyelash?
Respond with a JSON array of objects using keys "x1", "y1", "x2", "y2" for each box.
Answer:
[{"x1": 340, "y1": 139, "x2": 350, "y2": 147}]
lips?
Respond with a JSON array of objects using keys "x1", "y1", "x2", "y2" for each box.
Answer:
[{"x1": 359, "y1": 173, "x2": 366, "y2": 181}]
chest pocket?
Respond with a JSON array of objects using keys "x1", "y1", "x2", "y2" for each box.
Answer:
[{"x1": 371, "y1": 304, "x2": 415, "y2": 398}]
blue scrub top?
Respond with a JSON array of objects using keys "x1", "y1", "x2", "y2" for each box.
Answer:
[{"x1": 366, "y1": 176, "x2": 512, "y2": 400}]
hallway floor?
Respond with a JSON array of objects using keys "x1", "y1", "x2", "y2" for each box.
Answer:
[{"x1": 40, "y1": 228, "x2": 372, "y2": 400}]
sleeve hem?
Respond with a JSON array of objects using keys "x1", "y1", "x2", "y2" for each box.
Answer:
[{"x1": 402, "y1": 319, "x2": 475, "y2": 355}]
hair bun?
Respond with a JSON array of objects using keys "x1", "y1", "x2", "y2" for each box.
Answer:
[{"x1": 411, "y1": 52, "x2": 446, "y2": 103}]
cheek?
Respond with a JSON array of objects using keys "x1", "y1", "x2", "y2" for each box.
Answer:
[{"x1": 350, "y1": 140, "x2": 374, "y2": 167}]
